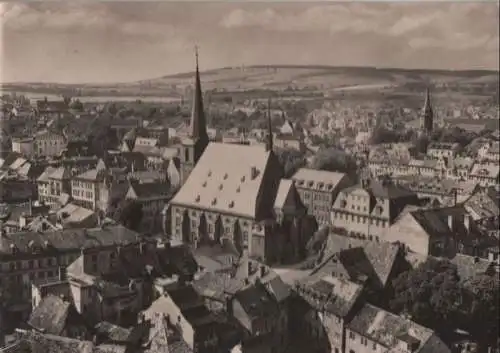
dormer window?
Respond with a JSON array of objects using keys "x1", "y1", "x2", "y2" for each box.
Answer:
[
  {"x1": 202, "y1": 181, "x2": 207, "y2": 187},
  {"x1": 211, "y1": 198, "x2": 217, "y2": 205},
  {"x1": 207, "y1": 170, "x2": 212, "y2": 177},
  {"x1": 241, "y1": 176, "x2": 246, "y2": 182},
  {"x1": 219, "y1": 184, "x2": 223, "y2": 190},
  {"x1": 223, "y1": 173, "x2": 228, "y2": 180},
  {"x1": 236, "y1": 186, "x2": 240, "y2": 193},
  {"x1": 250, "y1": 167, "x2": 259, "y2": 180},
  {"x1": 308, "y1": 181, "x2": 314, "y2": 187},
  {"x1": 195, "y1": 195, "x2": 201, "y2": 202},
  {"x1": 228, "y1": 201, "x2": 234, "y2": 208}
]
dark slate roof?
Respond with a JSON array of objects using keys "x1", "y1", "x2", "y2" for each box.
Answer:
[
  {"x1": 344, "y1": 178, "x2": 417, "y2": 200},
  {"x1": 0, "y1": 225, "x2": 141, "y2": 257},
  {"x1": 19, "y1": 330, "x2": 93, "y2": 353},
  {"x1": 348, "y1": 303, "x2": 443, "y2": 352},
  {"x1": 464, "y1": 186, "x2": 500, "y2": 219},
  {"x1": 233, "y1": 282, "x2": 279, "y2": 319},
  {"x1": 28, "y1": 295, "x2": 75, "y2": 335},
  {"x1": 295, "y1": 275, "x2": 363, "y2": 318},
  {"x1": 128, "y1": 181, "x2": 172, "y2": 200},
  {"x1": 192, "y1": 271, "x2": 231, "y2": 301},
  {"x1": 94, "y1": 322, "x2": 134, "y2": 343},
  {"x1": 451, "y1": 254, "x2": 497, "y2": 286},
  {"x1": 408, "y1": 205, "x2": 471, "y2": 238},
  {"x1": 314, "y1": 241, "x2": 401, "y2": 288}
]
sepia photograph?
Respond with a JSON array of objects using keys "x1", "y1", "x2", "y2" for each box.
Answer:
[{"x1": 0, "y1": 1, "x2": 499, "y2": 353}]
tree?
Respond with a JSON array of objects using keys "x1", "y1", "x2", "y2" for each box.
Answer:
[
  {"x1": 70, "y1": 99, "x2": 84, "y2": 111},
  {"x1": 310, "y1": 147, "x2": 358, "y2": 179},
  {"x1": 390, "y1": 258, "x2": 463, "y2": 336},
  {"x1": 462, "y1": 274, "x2": 499, "y2": 347},
  {"x1": 112, "y1": 199, "x2": 143, "y2": 231},
  {"x1": 369, "y1": 126, "x2": 400, "y2": 144},
  {"x1": 274, "y1": 147, "x2": 307, "y2": 178}
]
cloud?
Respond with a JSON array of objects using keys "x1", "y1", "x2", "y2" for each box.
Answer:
[
  {"x1": 220, "y1": 5, "x2": 385, "y2": 34},
  {"x1": 220, "y1": 3, "x2": 498, "y2": 53},
  {"x1": 1, "y1": 3, "x2": 178, "y2": 39}
]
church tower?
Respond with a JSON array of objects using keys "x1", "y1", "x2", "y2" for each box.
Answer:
[
  {"x1": 179, "y1": 47, "x2": 209, "y2": 184},
  {"x1": 421, "y1": 88, "x2": 434, "y2": 135},
  {"x1": 265, "y1": 97, "x2": 274, "y2": 152}
]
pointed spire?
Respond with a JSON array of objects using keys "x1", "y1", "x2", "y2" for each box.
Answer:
[
  {"x1": 266, "y1": 97, "x2": 273, "y2": 152},
  {"x1": 189, "y1": 46, "x2": 208, "y2": 142},
  {"x1": 421, "y1": 86, "x2": 434, "y2": 134}
]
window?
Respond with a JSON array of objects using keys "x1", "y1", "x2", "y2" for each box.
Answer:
[
  {"x1": 372, "y1": 342, "x2": 377, "y2": 350},
  {"x1": 349, "y1": 331, "x2": 355, "y2": 339},
  {"x1": 28, "y1": 260, "x2": 34, "y2": 269}
]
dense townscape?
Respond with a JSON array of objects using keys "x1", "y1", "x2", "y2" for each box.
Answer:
[{"x1": 0, "y1": 49, "x2": 499, "y2": 353}]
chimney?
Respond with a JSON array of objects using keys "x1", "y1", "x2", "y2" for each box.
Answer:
[
  {"x1": 464, "y1": 214, "x2": 471, "y2": 233},
  {"x1": 448, "y1": 215, "x2": 454, "y2": 232}
]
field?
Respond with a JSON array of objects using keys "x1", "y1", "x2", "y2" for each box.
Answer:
[{"x1": 1, "y1": 65, "x2": 498, "y2": 100}]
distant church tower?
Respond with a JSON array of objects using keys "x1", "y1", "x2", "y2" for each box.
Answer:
[
  {"x1": 265, "y1": 97, "x2": 274, "y2": 152},
  {"x1": 421, "y1": 88, "x2": 434, "y2": 135},
  {"x1": 179, "y1": 47, "x2": 209, "y2": 184}
]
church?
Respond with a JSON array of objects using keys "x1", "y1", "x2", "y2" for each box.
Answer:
[{"x1": 166, "y1": 51, "x2": 313, "y2": 264}]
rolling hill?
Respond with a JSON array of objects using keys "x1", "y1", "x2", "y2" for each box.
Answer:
[{"x1": 2, "y1": 65, "x2": 498, "y2": 98}]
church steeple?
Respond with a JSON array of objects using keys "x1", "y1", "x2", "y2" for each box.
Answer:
[
  {"x1": 421, "y1": 87, "x2": 434, "y2": 134},
  {"x1": 189, "y1": 46, "x2": 208, "y2": 142},
  {"x1": 266, "y1": 98, "x2": 273, "y2": 152}
]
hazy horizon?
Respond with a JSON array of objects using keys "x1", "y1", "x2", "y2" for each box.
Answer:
[{"x1": 1, "y1": 2, "x2": 499, "y2": 84}]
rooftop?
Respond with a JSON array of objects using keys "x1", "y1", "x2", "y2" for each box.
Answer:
[
  {"x1": 292, "y1": 168, "x2": 347, "y2": 192},
  {"x1": 171, "y1": 142, "x2": 276, "y2": 219}
]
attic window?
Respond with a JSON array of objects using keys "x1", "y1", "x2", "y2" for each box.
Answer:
[
  {"x1": 308, "y1": 181, "x2": 314, "y2": 187},
  {"x1": 223, "y1": 173, "x2": 228, "y2": 180},
  {"x1": 202, "y1": 181, "x2": 207, "y2": 187},
  {"x1": 327, "y1": 184, "x2": 333, "y2": 190},
  {"x1": 219, "y1": 184, "x2": 223, "y2": 190},
  {"x1": 211, "y1": 198, "x2": 217, "y2": 205},
  {"x1": 228, "y1": 201, "x2": 235, "y2": 208},
  {"x1": 241, "y1": 176, "x2": 246, "y2": 182},
  {"x1": 297, "y1": 180, "x2": 304, "y2": 186},
  {"x1": 207, "y1": 170, "x2": 212, "y2": 177},
  {"x1": 250, "y1": 167, "x2": 259, "y2": 180},
  {"x1": 195, "y1": 195, "x2": 201, "y2": 202},
  {"x1": 318, "y1": 182, "x2": 324, "y2": 189},
  {"x1": 236, "y1": 186, "x2": 240, "y2": 193}
]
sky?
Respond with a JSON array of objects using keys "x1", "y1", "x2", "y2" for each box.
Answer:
[{"x1": 1, "y1": 1, "x2": 499, "y2": 84}]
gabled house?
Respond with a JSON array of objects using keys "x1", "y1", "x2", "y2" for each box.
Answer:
[
  {"x1": 126, "y1": 181, "x2": 173, "y2": 233},
  {"x1": 311, "y1": 241, "x2": 405, "y2": 296},
  {"x1": 331, "y1": 177, "x2": 419, "y2": 241},
  {"x1": 142, "y1": 284, "x2": 219, "y2": 353},
  {"x1": 28, "y1": 294, "x2": 89, "y2": 339},
  {"x1": 346, "y1": 303, "x2": 451, "y2": 353},
  {"x1": 293, "y1": 275, "x2": 364, "y2": 353},
  {"x1": 231, "y1": 280, "x2": 288, "y2": 353},
  {"x1": 386, "y1": 205, "x2": 481, "y2": 257}
]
